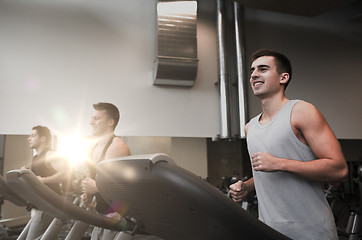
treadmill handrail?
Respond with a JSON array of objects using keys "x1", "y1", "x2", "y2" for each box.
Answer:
[
  {"x1": 6, "y1": 169, "x2": 132, "y2": 231},
  {"x1": 105, "y1": 153, "x2": 175, "y2": 165},
  {"x1": 0, "y1": 174, "x2": 28, "y2": 207}
]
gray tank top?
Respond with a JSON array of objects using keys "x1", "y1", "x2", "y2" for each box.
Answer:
[{"x1": 247, "y1": 100, "x2": 338, "y2": 240}]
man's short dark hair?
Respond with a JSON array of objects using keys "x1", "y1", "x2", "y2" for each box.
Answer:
[
  {"x1": 93, "y1": 102, "x2": 120, "y2": 130},
  {"x1": 32, "y1": 125, "x2": 51, "y2": 146},
  {"x1": 251, "y1": 49, "x2": 292, "y2": 90}
]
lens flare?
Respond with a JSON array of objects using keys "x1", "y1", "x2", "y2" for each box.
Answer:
[
  {"x1": 121, "y1": 166, "x2": 137, "y2": 181},
  {"x1": 57, "y1": 134, "x2": 91, "y2": 167}
]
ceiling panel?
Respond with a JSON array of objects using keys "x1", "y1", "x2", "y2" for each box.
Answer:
[{"x1": 235, "y1": 0, "x2": 359, "y2": 16}]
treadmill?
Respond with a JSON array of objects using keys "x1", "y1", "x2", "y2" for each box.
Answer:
[
  {"x1": 7, "y1": 153, "x2": 290, "y2": 240},
  {"x1": 95, "y1": 153, "x2": 290, "y2": 240}
]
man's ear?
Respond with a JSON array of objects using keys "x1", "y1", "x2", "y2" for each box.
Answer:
[
  {"x1": 107, "y1": 118, "x2": 115, "y2": 128},
  {"x1": 40, "y1": 136, "x2": 47, "y2": 143},
  {"x1": 280, "y1": 73, "x2": 290, "y2": 85}
]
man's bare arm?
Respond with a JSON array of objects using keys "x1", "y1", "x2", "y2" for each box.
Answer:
[
  {"x1": 253, "y1": 101, "x2": 348, "y2": 183},
  {"x1": 286, "y1": 101, "x2": 347, "y2": 182},
  {"x1": 104, "y1": 137, "x2": 131, "y2": 160}
]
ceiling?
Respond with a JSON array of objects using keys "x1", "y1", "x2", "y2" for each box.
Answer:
[{"x1": 235, "y1": 0, "x2": 362, "y2": 19}]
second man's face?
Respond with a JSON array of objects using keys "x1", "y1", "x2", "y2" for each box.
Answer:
[
  {"x1": 28, "y1": 130, "x2": 41, "y2": 149},
  {"x1": 90, "y1": 110, "x2": 110, "y2": 136}
]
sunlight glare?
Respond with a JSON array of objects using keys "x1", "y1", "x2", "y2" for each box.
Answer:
[{"x1": 57, "y1": 134, "x2": 90, "y2": 167}]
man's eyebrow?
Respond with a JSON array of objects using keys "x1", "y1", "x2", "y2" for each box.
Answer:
[
  {"x1": 257, "y1": 64, "x2": 270, "y2": 69},
  {"x1": 250, "y1": 64, "x2": 270, "y2": 72}
]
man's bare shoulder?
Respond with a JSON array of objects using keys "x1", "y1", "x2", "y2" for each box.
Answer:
[
  {"x1": 106, "y1": 137, "x2": 131, "y2": 158},
  {"x1": 112, "y1": 136, "x2": 128, "y2": 147},
  {"x1": 293, "y1": 101, "x2": 320, "y2": 117},
  {"x1": 45, "y1": 150, "x2": 56, "y2": 158},
  {"x1": 292, "y1": 100, "x2": 326, "y2": 128},
  {"x1": 294, "y1": 100, "x2": 315, "y2": 110}
]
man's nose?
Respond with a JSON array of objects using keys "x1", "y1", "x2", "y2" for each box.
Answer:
[{"x1": 251, "y1": 71, "x2": 259, "y2": 80}]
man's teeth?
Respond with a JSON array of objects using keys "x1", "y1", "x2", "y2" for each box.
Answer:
[{"x1": 254, "y1": 82, "x2": 263, "y2": 86}]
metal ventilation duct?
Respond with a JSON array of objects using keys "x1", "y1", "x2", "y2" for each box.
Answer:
[
  {"x1": 154, "y1": 1, "x2": 198, "y2": 87},
  {"x1": 216, "y1": 0, "x2": 247, "y2": 139}
]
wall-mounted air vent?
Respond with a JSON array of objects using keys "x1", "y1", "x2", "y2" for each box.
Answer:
[{"x1": 154, "y1": 1, "x2": 198, "y2": 87}]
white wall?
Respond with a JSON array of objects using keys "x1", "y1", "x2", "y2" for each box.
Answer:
[
  {"x1": 243, "y1": 6, "x2": 362, "y2": 139},
  {"x1": 0, "y1": 0, "x2": 220, "y2": 138}
]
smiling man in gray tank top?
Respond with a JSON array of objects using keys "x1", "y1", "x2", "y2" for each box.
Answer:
[{"x1": 229, "y1": 49, "x2": 348, "y2": 240}]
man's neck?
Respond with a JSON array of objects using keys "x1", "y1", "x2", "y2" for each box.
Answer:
[
  {"x1": 35, "y1": 145, "x2": 48, "y2": 156},
  {"x1": 259, "y1": 94, "x2": 289, "y2": 123},
  {"x1": 95, "y1": 132, "x2": 115, "y2": 145}
]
